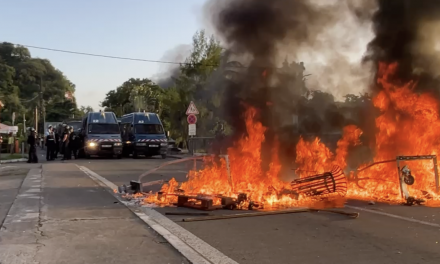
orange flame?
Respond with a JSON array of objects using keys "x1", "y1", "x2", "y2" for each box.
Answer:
[
  {"x1": 145, "y1": 107, "x2": 362, "y2": 208},
  {"x1": 347, "y1": 62, "x2": 440, "y2": 205},
  {"x1": 143, "y1": 62, "x2": 439, "y2": 208}
]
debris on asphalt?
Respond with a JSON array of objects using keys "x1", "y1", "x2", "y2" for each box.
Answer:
[
  {"x1": 368, "y1": 201, "x2": 375, "y2": 205},
  {"x1": 181, "y1": 208, "x2": 311, "y2": 222},
  {"x1": 310, "y1": 209, "x2": 359, "y2": 219},
  {"x1": 165, "y1": 212, "x2": 212, "y2": 216}
]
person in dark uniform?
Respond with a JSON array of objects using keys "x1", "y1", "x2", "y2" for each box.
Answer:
[
  {"x1": 54, "y1": 126, "x2": 60, "y2": 158},
  {"x1": 69, "y1": 127, "x2": 78, "y2": 159},
  {"x1": 27, "y1": 128, "x2": 38, "y2": 163},
  {"x1": 60, "y1": 124, "x2": 66, "y2": 156},
  {"x1": 45, "y1": 125, "x2": 55, "y2": 161},
  {"x1": 62, "y1": 126, "x2": 71, "y2": 161}
]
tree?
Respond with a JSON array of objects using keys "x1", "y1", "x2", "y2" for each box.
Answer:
[
  {"x1": 165, "y1": 30, "x2": 223, "y2": 145},
  {"x1": 101, "y1": 78, "x2": 164, "y2": 116},
  {"x1": 0, "y1": 42, "x2": 80, "y2": 134},
  {"x1": 79, "y1": 105, "x2": 94, "y2": 114}
]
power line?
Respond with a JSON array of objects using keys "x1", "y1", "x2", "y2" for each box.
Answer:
[
  {"x1": 18, "y1": 43, "x2": 222, "y2": 67},
  {"x1": 15, "y1": 43, "x2": 293, "y2": 70}
]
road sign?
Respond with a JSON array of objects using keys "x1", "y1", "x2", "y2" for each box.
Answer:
[
  {"x1": 187, "y1": 114, "x2": 197, "y2": 124},
  {"x1": 186, "y1": 101, "x2": 199, "y2": 115},
  {"x1": 188, "y1": 124, "x2": 196, "y2": 136}
]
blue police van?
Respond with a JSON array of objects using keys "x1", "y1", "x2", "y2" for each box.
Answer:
[
  {"x1": 79, "y1": 111, "x2": 123, "y2": 159},
  {"x1": 120, "y1": 112, "x2": 167, "y2": 159}
]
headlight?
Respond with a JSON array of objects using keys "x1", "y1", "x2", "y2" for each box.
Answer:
[
  {"x1": 126, "y1": 141, "x2": 131, "y2": 144},
  {"x1": 160, "y1": 143, "x2": 167, "y2": 146},
  {"x1": 114, "y1": 143, "x2": 122, "y2": 146},
  {"x1": 88, "y1": 142, "x2": 97, "y2": 147}
]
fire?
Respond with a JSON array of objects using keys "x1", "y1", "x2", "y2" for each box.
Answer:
[
  {"x1": 137, "y1": 61, "x2": 440, "y2": 208},
  {"x1": 347, "y1": 62, "x2": 440, "y2": 205},
  {"x1": 295, "y1": 125, "x2": 362, "y2": 178},
  {"x1": 146, "y1": 108, "x2": 362, "y2": 208}
]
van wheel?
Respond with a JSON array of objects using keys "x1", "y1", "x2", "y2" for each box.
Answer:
[
  {"x1": 132, "y1": 150, "x2": 138, "y2": 159},
  {"x1": 161, "y1": 154, "x2": 167, "y2": 159},
  {"x1": 85, "y1": 154, "x2": 90, "y2": 159},
  {"x1": 116, "y1": 155, "x2": 122, "y2": 159}
]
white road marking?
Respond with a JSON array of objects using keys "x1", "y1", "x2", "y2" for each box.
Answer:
[
  {"x1": 346, "y1": 205, "x2": 440, "y2": 228},
  {"x1": 25, "y1": 189, "x2": 40, "y2": 193},
  {"x1": 78, "y1": 165, "x2": 239, "y2": 264},
  {"x1": 0, "y1": 166, "x2": 16, "y2": 169}
]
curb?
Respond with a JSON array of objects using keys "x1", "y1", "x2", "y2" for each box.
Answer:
[
  {"x1": 0, "y1": 158, "x2": 27, "y2": 164},
  {"x1": 168, "y1": 153, "x2": 209, "y2": 159},
  {"x1": 78, "y1": 165, "x2": 238, "y2": 264},
  {"x1": 167, "y1": 155, "x2": 187, "y2": 159}
]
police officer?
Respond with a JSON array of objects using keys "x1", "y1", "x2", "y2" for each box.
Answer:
[
  {"x1": 27, "y1": 128, "x2": 38, "y2": 163},
  {"x1": 60, "y1": 124, "x2": 67, "y2": 156},
  {"x1": 69, "y1": 126, "x2": 78, "y2": 159},
  {"x1": 62, "y1": 125, "x2": 71, "y2": 161},
  {"x1": 54, "y1": 125, "x2": 61, "y2": 158},
  {"x1": 45, "y1": 125, "x2": 55, "y2": 161}
]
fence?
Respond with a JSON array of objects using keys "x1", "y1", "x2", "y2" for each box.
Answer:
[
  {"x1": 188, "y1": 137, "x2": 215, "y2": 155},
  {"x1": 0, "y1": 140, "x2": 26, "y2": 159}
]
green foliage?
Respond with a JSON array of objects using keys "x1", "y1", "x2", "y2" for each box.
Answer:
[
  {"x1": 0, "y1": 42, "x2": 80, "y2": 133},
  {"x1": 101, "y1": 78, "x2": 163, "y2": 116},
  {"x1": 101, "y1": 30, "x2": 224, "y2": 147}
]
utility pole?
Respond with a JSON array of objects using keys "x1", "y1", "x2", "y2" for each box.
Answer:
[
  {"x1": 23, "y1": 113, "x2": 26, "y2": 135},
  {"x1": 35, "y1": 106, "x2": 38, "y2": 133},
  {"x1": 39, "y1": 77, "x2": 45, "y2": 134}
]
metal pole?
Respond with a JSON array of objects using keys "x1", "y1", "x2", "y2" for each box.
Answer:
[
  {"x1": 396, "y1": 158, "x2": 404, "y2": 198},
  {"x1": 433, "y1": 156, "x2": 439, "y2": 193},
  {"x1": 222, "y1": 154, "x2": 234, "y2": 192},
  {"x1": 23, "y1": 113, "x2": 26, "y2": 135},
  {"x1": 35, "y1": 107, "x2": 38, "y2": 134},
  {"x1": 21, "y1": 142, "x2": 24, "y2": 158},
  {"x1": 40, "y1": 77, "x2": 45, "y2": 134}
]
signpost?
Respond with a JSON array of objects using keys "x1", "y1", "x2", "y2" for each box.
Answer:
[
  {"x1": 187, "y1": 114, "x2": 197, "y2": 125},
  {"x1": 186, "y1": 101, "x2": 199, "y2": 115},
  {"x1": 186, "y1": 101, "x2": 199, "y2": 154},
  {"x1": 188, "y1": 124, "x2": 196, "y2": 136}
]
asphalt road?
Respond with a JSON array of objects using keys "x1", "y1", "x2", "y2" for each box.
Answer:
[{"x1": 41, "y1": 157, "x2": 440, "y2": 263}]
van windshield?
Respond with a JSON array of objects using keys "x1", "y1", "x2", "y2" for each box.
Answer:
[
  {"x1": 134, "y1": 124, "x2": 164, "y2": 134},
  {"x1": 88, "y1": 124, "x2": 120, "y2": 134},
  {"x1": 68, "y1": 122, "x2": 81, "y2": 131}
]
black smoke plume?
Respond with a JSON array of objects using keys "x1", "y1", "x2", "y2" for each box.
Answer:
[
  {"x1": 205, "y1": 0, "x2": 359, "y2": 172},
  {"x1": 364, "y1": 0, "x2": 440, "y2": 97}
]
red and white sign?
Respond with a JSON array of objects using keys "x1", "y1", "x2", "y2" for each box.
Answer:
[
  {"x1": 186, "y1": 101, "x2": 199, "y2": 115},
  {"x1": 187, "y1": 114, "x2": 197, "y2": 124}
]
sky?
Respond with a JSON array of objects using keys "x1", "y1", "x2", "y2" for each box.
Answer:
[{"x1": 0, "y1": 0, "x2": 207, "y2": 111}]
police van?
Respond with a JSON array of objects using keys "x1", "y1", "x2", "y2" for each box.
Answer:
[
  {"x1": 79, "y1": 111, "x2": 123, "y2": 159},
  {"x1": 120, "y1": 112, "x2": 167, "y2": 159}
]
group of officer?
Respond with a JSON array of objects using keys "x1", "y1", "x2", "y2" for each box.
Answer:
[{"x1": 26, "y1": 124, "x2": 81, "y2": 163}]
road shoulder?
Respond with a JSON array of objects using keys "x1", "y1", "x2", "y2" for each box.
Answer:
[
  {"x1": 0, "y1": 163, "x2": 189, "y2": 264},
  {"x1": 79, "y1": 165, "x2": 239, "y2": 264}
]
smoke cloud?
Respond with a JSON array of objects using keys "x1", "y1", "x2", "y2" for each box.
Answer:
[
  {"x1": 204, "y1": 0, "x2": 377, "y2": 134},
  {"x1": 152, "y1": 44, "x2": 192, "y2": 88},
  {"x1": 203, "y1": 0, "x2": 377, "y2": 171},
  {"x1": 364, "y1": 0, "x2": 440, "y2": 97}
]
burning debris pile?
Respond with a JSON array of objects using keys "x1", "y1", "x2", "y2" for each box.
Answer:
[
  {"x1": 117, "y1": 109, "x2": 362, "y2": 210},
  {"x1": 118, "y1": 0, "x2": 440, "y2": 209}
]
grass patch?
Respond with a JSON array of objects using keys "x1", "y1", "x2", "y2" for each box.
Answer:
[{"x1": 0, "y1": 153, "x2": 25, "y2": 160}]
